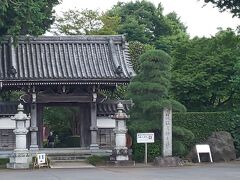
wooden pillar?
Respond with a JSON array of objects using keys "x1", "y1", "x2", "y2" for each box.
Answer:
[
  {"x1": 79, "y1": 103, "x2": 91, "y2": 148},
  {"x1": 29, "y1": 103, "x2": 39, "y2": 150},
  {"x1": 90, "y1": 102, "x2": 99, "y2": 149},
  {"x1": 37, "y1": 104, "x2": 44, "y2": 148}
]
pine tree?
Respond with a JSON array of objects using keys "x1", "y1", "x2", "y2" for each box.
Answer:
[
  {"x1": 128, "y1": 50, "x2": 192, "y2": 158},
  {"x1": 128, "y1": 50, "x2": 185, "y2": 126}
]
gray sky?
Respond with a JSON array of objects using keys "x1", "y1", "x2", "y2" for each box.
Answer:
[{"x1": 54, "y1": 0, "x2": 240, "y2": 37}]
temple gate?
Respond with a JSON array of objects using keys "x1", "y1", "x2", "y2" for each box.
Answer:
[{"x1": 0, "y1": 35, "x2": 135, "y2": 151}]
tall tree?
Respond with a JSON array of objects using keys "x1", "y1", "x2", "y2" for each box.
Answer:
[
  {"x1": 97, "y1": 15, "x2": 121, "y2": 35},
  {"x1": 203, "y1": 0, "x2": 240, "y2": 18},
  {"x1": 0, "y1": 0, "x2": 60, "y2": 37},
  {"x1": 52, "y1": 9, "x2": 102, "y2": 35},
  {"x1": 52, "y1": 9, "x2": 120, "y2": 35},
  {"x1": 155, "y1": 12, "x2": 190, "y2": 53},
  {"x1": 106, "y1": 1, "x2": 172, "y2": 44},
  {"x1": 171, "y1": 28, "x2": 240, "y2": 111},
  {"x1": 52, "y1": 2, "x2": 188, "y2": 45},
  {"x1": 128, "y1": 41, "x2": 155, "y2": 74}
]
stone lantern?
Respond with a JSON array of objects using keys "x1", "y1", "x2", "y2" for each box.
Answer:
[
  {"x1": 7, "y1": 103, "x2": 30, "y2": 169},
  {"x1": 112, "y1": 102, "x2": 129, "y2": 161}
]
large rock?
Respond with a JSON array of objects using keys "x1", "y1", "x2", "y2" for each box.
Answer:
[
  {"x1": 187, "y1": 131, "x2": 236, "y2": 162},
  {"x1": 205, "y1": 131, "x2": 236, "y2": 162}
]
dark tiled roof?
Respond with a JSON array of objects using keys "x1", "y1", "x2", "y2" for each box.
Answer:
[
  {"x1": 0, "y1": 35, "x2": 135, "y2": 87},
  {"x1": 97, "y1": 100, "x2": 132, "y2": 116}
]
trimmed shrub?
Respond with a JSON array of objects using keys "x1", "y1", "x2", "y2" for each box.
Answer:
[
  {"x1": 0, "y1": 158, "x2": 9, "y2": 168},
  {"x1": 132, "y1": 140, "x2": 161, "y2": 162},
  {"x1": 86, "y1": 155, "x2": 108, "y2": 166},
  {"x1": 173, "y1": 112, "x2": 233, "y2": 143}
]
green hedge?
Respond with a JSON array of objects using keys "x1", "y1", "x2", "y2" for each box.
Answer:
[
  {"x1": 129, "y1": 121, "x2": 195, "y2": 162},
  {"x1": 132, "y1": 140, "x2": 161, "y2": 162},
  {"x1": 173, "y1": 111, "x2": 240, "y2": 156},
  {"x1": 129, "y1": 111, "x2": 237, "y2": 162},
  {"x1": 173, "y1": 112, "x2": 234, "y2": 143}
]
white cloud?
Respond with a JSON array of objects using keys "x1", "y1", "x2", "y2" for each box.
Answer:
[{"x1": 54, "y1": 0, "x2": 240, "y2": 37}]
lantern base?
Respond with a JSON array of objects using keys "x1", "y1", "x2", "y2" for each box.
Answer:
[
  {"x1": 7, "y1": 150, "x2": 31, "y2": 169},
  {"x1": 112, "y1": 147, "x2": 130, "y2": 161}
]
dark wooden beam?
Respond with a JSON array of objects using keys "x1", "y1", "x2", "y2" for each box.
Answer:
[{"x1": 37, "y1": 95, "x2": 92, "y2": 103}]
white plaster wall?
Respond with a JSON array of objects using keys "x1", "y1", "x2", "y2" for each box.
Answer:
[
  {"x1": 0, "y1": 117, "x2": 30, "y2": 129},
  {"x1": 97, "y1": 117, "x2": 115, "y2": 128},
  {"x1": 0, "y1": 117, "x2": 15, "y2": 129}
]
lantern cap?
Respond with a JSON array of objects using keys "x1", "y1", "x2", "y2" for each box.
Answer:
[
  {"x1": 117, "y1": 102, "x2": 124, "y2": 111},
  {"x1": 17, "y1": 103, "x2": 24, "y2": 111}
]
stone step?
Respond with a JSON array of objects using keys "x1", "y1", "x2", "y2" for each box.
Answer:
[
  {"x1": 50, "y1": 162, "x2": 95, "y2": 169},
  {"x1": 50, "y1": 159, "x2": 86, "y2": 163},
  {"x1": 48, "y1": 153, "x2": 94, "y2": 169},
  {"x1": 46, "y1": 153, "x2": 92, "y2": 156},
  {"x1": 37, "y1": 148, "x2": 113, "y2": 157},
  {"x1": 48, "y1": 155, "x2": 90, "y2": 161}
]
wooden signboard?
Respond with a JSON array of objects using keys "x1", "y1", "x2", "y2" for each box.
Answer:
[
  {"x1": 196, "y1": 144, "x2": 213, "y2": 163},
  {"x1": 33, "y1": 153, "x2": 49, "y2": 168}
]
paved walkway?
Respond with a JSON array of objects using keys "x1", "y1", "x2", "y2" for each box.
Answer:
[{"x1": 0, "y1": 162, "x2": 240, "y2": 180}]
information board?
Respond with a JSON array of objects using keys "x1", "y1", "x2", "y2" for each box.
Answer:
[
  {"x1": 33, "y1": 153, "x2": 49, "y2": 168},
  {"x1": 37, "y1": 153, "x2": 46, "y2": 164},
  {"x1": 137, "y1": 133, "x2": 154, "y2": 143}
]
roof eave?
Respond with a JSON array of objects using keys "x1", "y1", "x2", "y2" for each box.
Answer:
[{"x1": 1, "y1": 78, "x2": 131, "y2": 87}]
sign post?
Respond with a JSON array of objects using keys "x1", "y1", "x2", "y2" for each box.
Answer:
[
  {"x1": 145, "y1": 143, "x2": 148, "y2": 165},
  {"x1": 137, "y1": 133, "x2": 154, "y2": 165}
]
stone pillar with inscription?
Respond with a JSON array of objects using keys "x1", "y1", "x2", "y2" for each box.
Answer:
[
  {"x1": 154, "y1": 107, "x2": 181, "y2": 167},
  {"x1": 162, "y1": 107, "x2": 172, "y2": 157},
  {"x1": 7, "y1": 104, "x2": 31, "y2": 169}
]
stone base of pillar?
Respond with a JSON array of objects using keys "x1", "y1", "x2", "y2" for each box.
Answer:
[
  {"x1": 112, "y1": 147, "x2": 129, "y2": 161},
  {"x1": 29, "y1": 145, "x2": 39, "y2": 151},
  {"x1": 116, "y1": 155, "x2": 129, "y2": 161},
  {"x1": 90, "y1": 144, "x2": 99, "y2": 150},
  {"x1": 7, "y1": 150, "x2": 31, "y2": 169},
  {"x1": 153, "y1": 156, "x2": 182, "y2": 167},
  {"x1": 107, "y1": 160, "x2": 135, "y2": 167}
]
